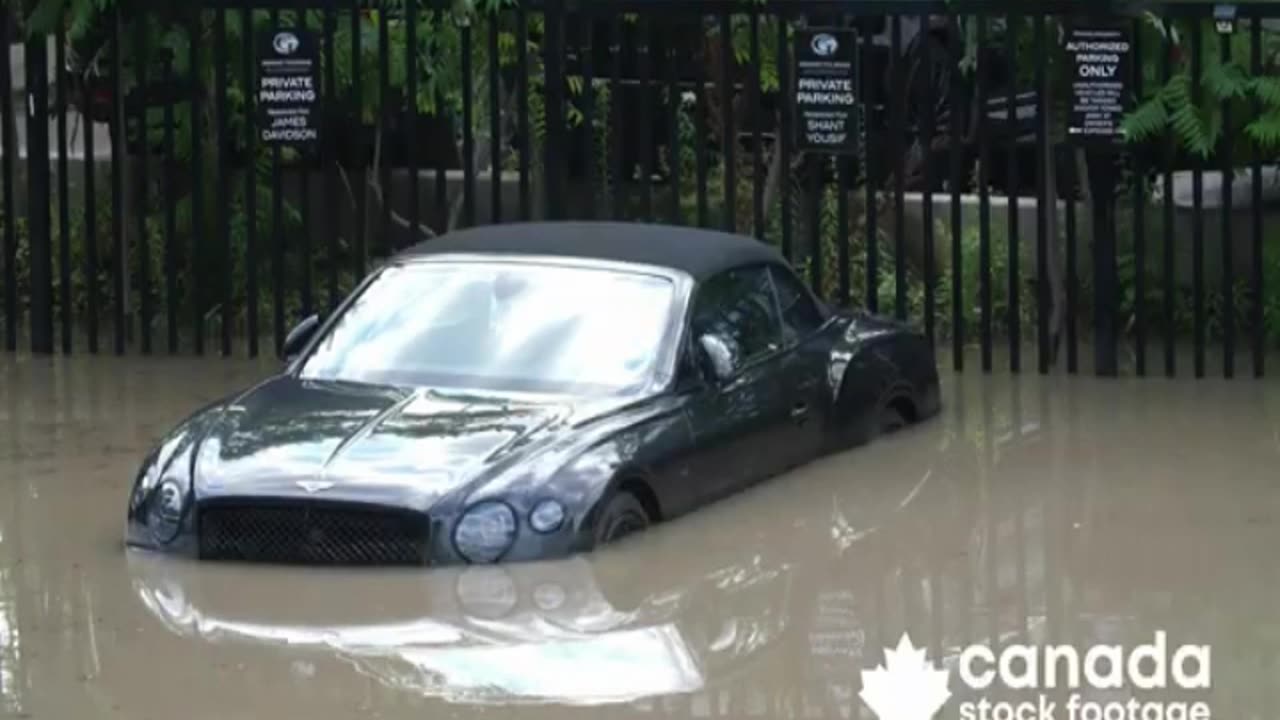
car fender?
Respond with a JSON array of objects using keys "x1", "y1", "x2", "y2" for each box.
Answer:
[
  {"x1": 124, "y1": 392, "x2": 240, "y2": 550},
  {"x1": 128, "y1": 395, "x2": 235, "y2": 496},
  {"x1": 555, "y1": 410, "x2": 690, "y2": 548},
  {"x1": 574, "y1": 465, "x2": 662, "y2": 548}
]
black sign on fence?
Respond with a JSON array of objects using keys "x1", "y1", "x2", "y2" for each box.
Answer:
[
  {"x1": 1065, "y1": 25, "x2": 1133, "y2": 144},
  {"x1": 257, "y1": 28, "x2": 320, "y2": 147},
  {"x1": 1214, "y1": 4, "x2": 1238, "y2": 34},
  {"x1": 793, "y1": 28, "x2": 860, "y2": 155}
]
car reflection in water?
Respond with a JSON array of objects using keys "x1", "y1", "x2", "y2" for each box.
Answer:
[
  {"x1": 125, "y1": 416, "x2": 989, "y2": 713},
  {"x1": 127, "y1": 551, "x2": 793, "y2": 706}
]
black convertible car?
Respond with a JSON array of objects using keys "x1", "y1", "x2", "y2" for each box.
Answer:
[{"x1": 125, "y1": 222, "x2": 940, "y2": 566}]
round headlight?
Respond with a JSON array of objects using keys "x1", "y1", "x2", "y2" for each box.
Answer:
[
  {"x1": 529, "y1": 499, "x2": 566, "y2": 534},
  {"x1": 453, "y1": 502, "x2": 517, "y2": 564},
  {"x1": 147, "y1": 479, "x2": 187, "y2": 545}
]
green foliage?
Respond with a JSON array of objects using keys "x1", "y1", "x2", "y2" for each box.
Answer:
[
  {"x1": 20, "y1": 0, "x2": 504, "y2": 327},
  {"x1": 1245, "y1": 77, "x2": 1280, "y2": 149},
  {"x1": 725, "y1": 14, "x2": 780, "y2": 94},
  {"x1": 1122, "y1": 18, "x2": 1280, "y2": 160},
  {"x1": 0, "y1": 181, "x2": 354, "y2": 341},
  {"x1": 14, "y1": 0, "x2": 1280, "y2": 354},
  {"x1": 932, "y1": 221, "x2": 1037, "y2": 340},
  {"x1": 1123, "y1": 93, "x2": 1170, "y2": 142},
  {"x1": 947, "y1": 12, "x2": 1279, "y2": 164},
  {"x1": 1203, "y1": 60, "x2": 1250, "y2": 101},
  {"x1": 1249, "y1": 111, "x2": 1280, "y2": 149},
  {"x1": 1254, "y1": 76, "x2": 1280, "y2": 107},
  {"x1": 1, "y1": 193, "x2": 122, "y2": 327}
]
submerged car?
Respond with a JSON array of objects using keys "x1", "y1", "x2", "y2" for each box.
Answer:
[{"x1": 125, "y1": 221, "x2": 940, "y2": 566}]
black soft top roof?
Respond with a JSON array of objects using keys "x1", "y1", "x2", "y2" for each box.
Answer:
[{"x1": 397, "y1": 221, "x2": 786, "y2": 279}]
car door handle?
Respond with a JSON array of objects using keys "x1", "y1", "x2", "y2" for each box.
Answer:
[{"x1": 790, "y1": 402, "x2": 809, "y2": 419}]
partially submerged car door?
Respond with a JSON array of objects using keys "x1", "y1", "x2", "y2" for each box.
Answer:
[
  {"x1": 683, "y1": 265, "x2": 795, "y2": 502},
  {"x1": 766, "y1": 264, "x2": 833, "y2": 468}
]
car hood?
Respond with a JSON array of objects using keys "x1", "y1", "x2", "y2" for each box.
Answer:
[{"x1": 191, "y1": 375, "x2": 628, "y2": 508}]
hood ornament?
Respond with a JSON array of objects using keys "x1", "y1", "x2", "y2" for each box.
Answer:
[{"x1": 296, "y1": 480, "x2": 336, "y2": 494}]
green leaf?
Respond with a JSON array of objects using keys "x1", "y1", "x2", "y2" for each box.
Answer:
[
  {"x1": 1252, "y1": 77, "x2": 1280, "y2": 108},
  {"x1": 1201, "y1": 104, "x2": 1222, "y2": 155},
  {"x1": 1159, "y1": 74, "x2": 1192, "y2": 107},
  {"x1": 1169, "y1": 101, "x2": 1205, "y2": 156},
  {"x1": 1121, "y1": 98, "x2": 1168, "y2": 143},
  {"x1": 1203, "y1": 62, "x2": 1249, "y2": 102},
  {"x1": 1245, "y1": 110, "x2": 1280, "y2": 150}
]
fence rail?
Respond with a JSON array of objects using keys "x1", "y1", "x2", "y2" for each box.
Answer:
[{"x1": 1, "y1": 0, "x2": 1278, "y2": 377}]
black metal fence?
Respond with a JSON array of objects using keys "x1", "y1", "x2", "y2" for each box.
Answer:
[{"x1": 1, "y1": 0, "x2": 1278, "y2": 378}]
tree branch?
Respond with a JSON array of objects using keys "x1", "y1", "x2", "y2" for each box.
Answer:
[
  {"x1": 758, "y1": 130, "x2": 784, "y2": 229},
  {"x1": 362, "y1": 124, "x2": 438, "y2": 241},
  {"x1": 447, "y1": 67, "x2": 514, "y2": 229}
]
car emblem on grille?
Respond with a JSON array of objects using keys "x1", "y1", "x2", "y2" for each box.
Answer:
[{"x1": 296, "y1": 480, "x2": 335, "y2": 494}]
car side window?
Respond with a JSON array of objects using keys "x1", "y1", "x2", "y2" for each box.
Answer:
[
  {"x1": 769, "y1": 265, "x2": 825, "y2": 342},
  {"x1": 691, "y1": 266, "x2": 783, "y2": 373}
]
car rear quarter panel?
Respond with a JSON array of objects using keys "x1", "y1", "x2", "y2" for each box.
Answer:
[
  {"x1": 879, "y1": 331, "x2": 941, "y2": 419},
  {"x1": 826, "y1": 316, "x2": 941, "y2": 441}
]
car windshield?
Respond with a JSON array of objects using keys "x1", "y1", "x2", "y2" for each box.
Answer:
[{"x1": 298, "y1": 261, "x2": 678, "y2": 395}]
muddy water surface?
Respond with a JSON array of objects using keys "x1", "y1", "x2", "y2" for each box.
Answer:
[{"x1": 1, "y1": 353, "x2": 1278, "y2": 719}]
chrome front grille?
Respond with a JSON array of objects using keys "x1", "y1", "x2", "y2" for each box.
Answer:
[{"x1": 198, "y1": 502, "x2": 430, "y2": 565}]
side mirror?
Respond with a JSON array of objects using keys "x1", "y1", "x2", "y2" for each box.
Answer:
[
  {"x1": 697, "y1": 334, "x2": 737, "y2": 383},
  {"x1": 282, "y1": 314, "x2": 321, "y2": 362}
]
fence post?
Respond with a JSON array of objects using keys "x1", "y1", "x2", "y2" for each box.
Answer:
[
  {"x1": 110, "y1": 5, "x2": 128, "y2": 354},
  {"x1": 1087, "y1": 149, "x2": 1118, "y2": 377},
  {"x1": 1, "y1": 10, "x2": 16, "y2": 352},
  {"x1": 542, "y1": 0, "x2": 566, "y2": 220},
  {"x1": 25, "y1": 35, "x2": 53, "y2": 354}
]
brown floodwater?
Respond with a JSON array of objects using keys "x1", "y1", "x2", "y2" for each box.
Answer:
[{"x1": 0, "y1": 351, "x2": 1278, "y2": 719}]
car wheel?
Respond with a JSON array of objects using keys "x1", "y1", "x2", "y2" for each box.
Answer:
[
  {"x1": 594, "y1": 491, "x2": 651, "y2": 546},
  {"x1": 880, "y1": 404, "x2": 908, "y2": 434}
]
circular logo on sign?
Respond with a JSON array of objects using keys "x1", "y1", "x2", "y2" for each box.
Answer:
[
  {"x1": 810, "y1": 33, "x2": 839, "y2": 57},
  {"x1": 273, "y1": 31, "x2": 301, "y2": 56}
]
